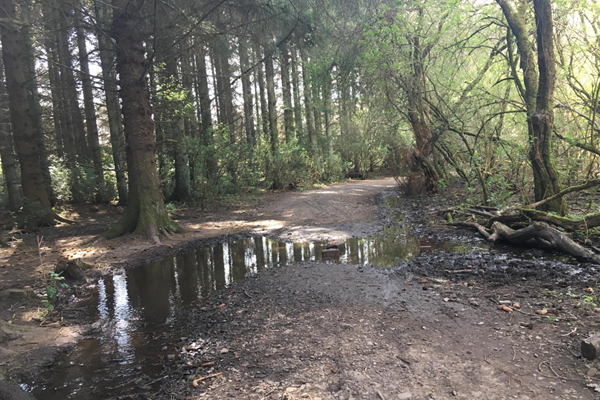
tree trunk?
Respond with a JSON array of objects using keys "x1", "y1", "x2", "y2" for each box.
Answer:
[
  {"x1": 0, "y1": 54, "x2": 22, "y2": 212},
  {"x1": 0, "y1": 0, "x2": 54, "y2": 228},
  {"x1": 54, "y1": 1, "x2": 85, "y2": 203},
  {"x1": 323, "y1": 72, "x2": 334, "y2": 161},
  {"x1": 301, "y1": 48, "x2": 319, "y2": 168},
  {"x1": 290, "y1": 47, "x2": 304, "y2": 145},
  {"x1": 280, "y1": 44, "x2": 294, "y2": 143},
  {"x1": 254, "y1": 42, "x2": 269, "y2": 145},
  {"x1": 264, "y1": 44, "x2": 280, "y2": 189},
  {"x1": 163, "y1": 49, "x2": 192, "y2": 203},
  {"x1": 75, "y1": 7, "x2": 108, "y2": 203},
  {"x1": 212, "y1": 35, "x2": 235, "y2": 143},
  {"x1": 105, "y1": 0, "x2": 179, "y2": 243},
  {"x1": 56, "y1": 2, "x2": 88, "y2": 161},
  {"x1": 312, "y1": 81, "x2": 323, "y2": 153},
  {"x1": 195, "y1": 47, "x2": 215, "y2": 181},
  {"x1": 264, "y1": 49, "x2": 278, "y2": 155},
  {"x1": 496, "y1": 0, "x2": 565, "y2": 214},
  {"x1": 20, "y1": 0, "x2": 54, "y2": 205},
  {"x1": 531, "y1": 0, "x2": 565, "y2": 214},
  {"x1": 239, "y1": 37, "x2": 256, "y2": 147},
  {"x1": 94, "y1": 0, "x2": 128, "y2": 204},
  {"x1": 45, "y1": 42, "x2": 64, "y2": 159}
]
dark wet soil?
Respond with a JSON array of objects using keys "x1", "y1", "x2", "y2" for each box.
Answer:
[{"x1": 21, "y1": 186, "x2": 600, "y2": 399}]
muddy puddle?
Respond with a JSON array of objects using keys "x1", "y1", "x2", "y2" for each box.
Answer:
[{"x1": 23, "y1": 232, "x2": 480, "y2": 399}]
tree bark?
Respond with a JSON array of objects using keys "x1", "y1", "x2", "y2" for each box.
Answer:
[
  {"x1": 301, "y1": 48, "x2": 319, "y2": 168},
  {"x1": 264, "y1": 43, "x2": 280, "y2": 188},
  {"x1": 323, "y1": 71, "x2": 334, "y2": 161},
  {"x1": 56, "y1": 2, "x2": 88, "y2": 160},
  {"x1": 75, "y1": 7, "x2": 108, "y2": 203},
  {"x1": 212, "y1": 35, "x2": 235, "y2": 143},
  {"x1": 265, "y1": 52, "x2": 278, "y2": 149},
  {"x1": 531, "y1": 0, "x2": 565, "y2": 214},
  {"x1": 20, "y1": 0, "x2": 54, "y2": 205},
  {"x1": 45, "y1": 41, "x2": 64, "y2": 159},
  {"x1": 195, "y1": 47, "x2": 215, "y2": 180},
  {"x1": 496, "y1": 0, "x2": 565, "y2": 214},
  {"x1": 280, "y1": 43, "x2": 294, "y2": 143},
  {"x1": 105, "y1": 0, "x2": 179, "y2": 243},
  {"x1": 254, "y1": 42, "x2": 269, "y2": 145},
  {"x1": 94, "y1": 0, "x2": 128, "y2": 204},
  {"x1": 163, "y1": 49, "x2": 192, "y2": 203},
  {"x1": 290, "y1": 47, "x2": 304, "y2": 145},
  {"x1": 52, "y1": 1, "x2": 85, "y2": 203},
  {"x1": 0, "y1": 0, "x2": 54, "y2": 227},
  {"x1": 239, "y1": 37, "x2": 256, "y2": 147},
  {"x1": 0, "y1": 53, "x2": 22, "y2": 212}
]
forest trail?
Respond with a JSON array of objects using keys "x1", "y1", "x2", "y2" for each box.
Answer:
[
  {"x1": 203, "y1": 177, "x2": 398, "y2": 242},
  {"x1": 2, "y1": 178, "x2": 597, "y2": 399},
  {"x1": 0, "y1": 178, "x2": 398, "y2": 285}
]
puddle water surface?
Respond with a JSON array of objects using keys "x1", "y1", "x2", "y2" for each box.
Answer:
[{"x1": 24, "y1": 233, "x2": 479, "y2": 399}]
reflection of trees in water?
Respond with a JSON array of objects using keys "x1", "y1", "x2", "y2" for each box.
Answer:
[
  {"x1": 230, "y1": 240, "x2": 247, "y2": 283},
  {"x1": 177, "y1": 252, "x2": 199, "y2": 304}
]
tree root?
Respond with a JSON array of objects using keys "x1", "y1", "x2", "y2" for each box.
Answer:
[{"x1": 53, "y1": 213, "x2": 78, "y2": 225}]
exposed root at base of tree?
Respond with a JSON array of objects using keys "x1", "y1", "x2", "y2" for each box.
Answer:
[
  {"x1": 102, "y1": 213, "x2": 182, "y2": 245},
  {"x1": 451, "y1": 221, "x2": 600, "y2": 264},
  {"x1": 53, "y1": 213, "x2": 78, "y2": 225}
]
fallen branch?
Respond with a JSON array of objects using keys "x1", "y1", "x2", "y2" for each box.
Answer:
[
  {"x1": 448, "y1": 222, "x2": 491, "y2": 239},
  {"x1": 521, "y1": 179, "x2": 600, "y2": 210},
  {"x1": 520, "y1": 209, "x2": 600, "y2": 232},
  {"x1": 452, "y1": 221, "x2": 600, "y2": 264}
]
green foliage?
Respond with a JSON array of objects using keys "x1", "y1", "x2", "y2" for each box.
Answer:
[
  {"x1": 270, "y1": 137, "x2": 318, "y2": 189},
  {"x1": 42, "y1": 271, "x2": 69, "y2": 314}
]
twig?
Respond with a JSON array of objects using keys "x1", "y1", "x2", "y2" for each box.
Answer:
[
  {"x1": 445, "y1": 269, "x2": 474, "y2": 274},
  {"x1": 538, "y1": 360, "x2": 579, "y2": 381},
  {"x1": 512, "y1": 346, "x2": 516, "y2": 361},
  {"x1": 192, "y1": 372, "x2": 223, "y2": 387},
  {"x1": 561, "y1": 327, "x2": 577, "y2": 337}
]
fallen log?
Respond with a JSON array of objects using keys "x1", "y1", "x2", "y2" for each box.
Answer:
[{"x1": 451, "y1": 221, "x2": 600, "y2": 264}]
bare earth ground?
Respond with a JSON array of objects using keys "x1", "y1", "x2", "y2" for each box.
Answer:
[
  {"x1": 1, "y1": 178, "x2": 600, "y2": 399},
  {"x1": 0, "y1": 179, "x2": 396, "y2": 381}
]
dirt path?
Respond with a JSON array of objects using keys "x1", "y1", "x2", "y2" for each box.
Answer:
[
  {"x1": 0, "y1": 178, "x2": 397, "y2": 282},
  {"x1": 0, "y1": 179, "x2": 396, "y2": 387},
  {"x1": 1, "y1": 178, "x2": 599, "y2": 399},
  {"x1": 160, "y1": 263, "x2": 593, "y2": 400}
]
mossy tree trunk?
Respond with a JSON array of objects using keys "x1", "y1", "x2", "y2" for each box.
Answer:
[
  {"x1": 106, "y1": 0, "x2": 179, "y2": 243},
  {"x1": 0, "y1": 0, "x2": 54, "y2": 228},
  {"x1": 0, "y1": 53, "x2": 22, "y2": 213},
  {"x1": 497, "y1": 0, "x2": 566, "y2": 214}
]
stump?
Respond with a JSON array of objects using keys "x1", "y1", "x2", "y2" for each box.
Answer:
[
  {"x1": 582, "y1": 334, "x2": 600, "y2": 360},
  {"x1": 55, "y1": 257, "x2": 91, "y2": 282}
]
